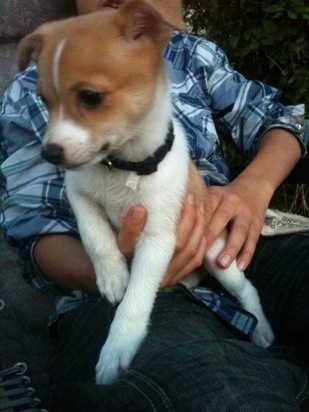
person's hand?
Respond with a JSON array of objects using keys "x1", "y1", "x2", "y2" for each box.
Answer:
[
  {"x1": 206, "y1": 129, "x2": 302, "y2": 271},
  {"x1": 117, "y1": 206, "x2": 148, "y2": 258},
  {"x1": 205, "y1": 175, "x2": 270, "y2": 271},
  {"x1": 117, "y1": 194, "x2": 207, "y2": 288}
]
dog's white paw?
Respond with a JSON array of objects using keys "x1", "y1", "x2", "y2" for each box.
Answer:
[
  {"x1": 95, "y1": 327, "x2": 146, "y2": 385},
  {"x1": 95, "y1": 259, "x2": 129, "y2": 305},
  {"x1": 251, "y1": 317, "x2": 275, "y2": 348}
]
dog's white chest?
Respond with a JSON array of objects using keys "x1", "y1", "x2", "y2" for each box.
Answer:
[
  {"x1": 66, "y1": 167, "x2": 150, "y2": 230},
  {"x1": 96, "y1": 171, "x2": 143, "y2": 227}
]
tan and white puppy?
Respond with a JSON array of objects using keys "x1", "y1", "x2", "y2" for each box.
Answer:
[{"x1": 18, "y1": 0, "x2": 274, "y2": 385}]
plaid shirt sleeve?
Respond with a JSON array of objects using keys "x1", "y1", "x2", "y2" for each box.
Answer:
[
  {"x1": 0, "y1": 67, "x2": 78, "y2": 290},
  {"x1": 165, "y1": 33, "x2": 306, "y2": 185}
]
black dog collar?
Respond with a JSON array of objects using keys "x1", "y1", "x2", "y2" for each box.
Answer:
[{"x1": 101, "y1": 122, "x2": 175, "y2": 176}]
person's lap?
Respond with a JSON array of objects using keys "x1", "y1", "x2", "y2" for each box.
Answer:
[
  {"x1": 247, "y1": 232, "x2": 309, "y2": 354},
  {"x1": 50, "y1": 232, "x2": 309, "y2": 412}
]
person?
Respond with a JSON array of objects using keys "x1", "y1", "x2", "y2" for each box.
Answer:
[{"x1": 1, "y1": 0, "x2": 309, "y2": 410}]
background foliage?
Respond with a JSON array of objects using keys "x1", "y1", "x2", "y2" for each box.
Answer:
[{"x1": 183, "y1": 0, "x2": 309, "y2": 216}]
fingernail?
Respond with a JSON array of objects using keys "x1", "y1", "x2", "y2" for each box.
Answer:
[
  {"x1": 199, "y1": 204, "x2": 204, "y2": 215},
  {"x1": 187, "y1": 193, "x2": 195, "y2": 205},
  {"x1": 237, "y1": 260, "x2": 246, "y2": 271},
  {"x1": 131, "y1": 209, "x2": 145, "y2": 223},
  {"x1": 219, "y1": 254, "x2": 231, "y2": 268}
]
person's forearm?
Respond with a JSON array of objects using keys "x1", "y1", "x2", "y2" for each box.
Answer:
[
  {"x1": 33, "y1": 234, "x2": 99, "y2": 294},
  {"x1": 33, "y1": 207, "x2": 148, "y2": 294},
  {"x1": 234, "y1": 128, "x2": 302, "y2": 201}
]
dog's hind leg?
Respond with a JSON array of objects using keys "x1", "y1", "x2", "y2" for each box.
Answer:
[{"x1": 203, "y1": 234, "x2": 274, "y2": 348}]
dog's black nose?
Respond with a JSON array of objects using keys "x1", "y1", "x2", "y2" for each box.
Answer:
[{"x1": 41, "y1": 143, "x2": 64, "y2": 165}]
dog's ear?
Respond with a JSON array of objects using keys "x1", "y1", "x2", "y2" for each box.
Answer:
[
  {"x1": 18, "y1": 32, "x2": 45, "y2": 71},
  {"x1": 117, "y1": 0, "x2": 178, "y2": 45}
]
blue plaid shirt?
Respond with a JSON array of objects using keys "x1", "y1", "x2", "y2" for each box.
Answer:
[{"x1": 0, "y1": 32, "x2": 307, "y2": 334}]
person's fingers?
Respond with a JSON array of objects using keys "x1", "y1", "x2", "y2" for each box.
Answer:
[
  {"x1": 117, "y1": 206, "x2": 147, "y2": 258},
  {"x1": 161, "y1": 234, "x2": 207, "y2": 287},
  {"x1": 235, "y1": 224, "x2": 261, "y2": 271},
  {"x1": 216, "y1": 213, "x2": 250, "y2": 269},
  {"x1": 204, "y1": 187, "x2": 233, "y2": 249},
  {"x1": 214, "y1": 200, "x2": 264, "y2": 270}
]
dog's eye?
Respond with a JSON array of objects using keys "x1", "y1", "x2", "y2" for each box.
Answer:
[{"x1": 79, "y1": 90, "x2": 105, "y2": 108}]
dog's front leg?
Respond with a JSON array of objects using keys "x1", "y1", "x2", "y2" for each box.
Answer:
[
  {"x1": 68, "y1": 191, "x2": 129, "y2": 304},
  {"x1": 95, "y1": 231, "x2": 176, "y2": 385}
]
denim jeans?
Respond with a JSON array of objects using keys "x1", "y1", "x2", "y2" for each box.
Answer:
[
  {"x1": 247, "y1": 232, "x2": 309, "y2": 354},
  {"x1": 51, "y1": 232, "x2": 309, "y2": 411}
]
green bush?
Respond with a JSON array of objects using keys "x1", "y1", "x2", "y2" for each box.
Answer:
[{"x1": 183, "y1": 0, "x2": 309, "y2": 115}]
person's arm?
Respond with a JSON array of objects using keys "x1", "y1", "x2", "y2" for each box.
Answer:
[
  {"x1": 185, "y1": 38, "x2": 306, "y2": 270},
  {"x1": 203, "y1": 41, "x2": 306, "y2": 160},
  {"x1": 33, "y1": 234, "x2": 98, "y2": 294},
  {"x1": 33, "y1": 195, "x2": 206, "y2": 291},
  {"x1": 33, "y1": 207, "x2": 148, "y2": 294}
]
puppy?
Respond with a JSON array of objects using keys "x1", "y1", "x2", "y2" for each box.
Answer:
[{"x1": 18, "y1": 0, "x2": 274, "y2": 385}]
